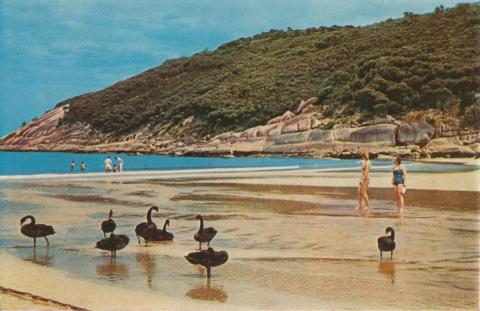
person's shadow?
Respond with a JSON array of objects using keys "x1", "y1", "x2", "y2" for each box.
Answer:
[{"x1": 185, "y1": 278, "x2": 228, "y2": 303}]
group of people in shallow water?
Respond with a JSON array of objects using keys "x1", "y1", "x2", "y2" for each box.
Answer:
[
  {"x1": 104, "y1": 156, "x2": 124, "y2": 173},
  {"x1": 357, "y1": 152, "x2": 407, "y2": 214},
  {"x1": 69, "y1": 160, "x2": 86, "y2": 173},
  {"x1": 68, "y1": 156, "x2": 124, "y2": 173}
]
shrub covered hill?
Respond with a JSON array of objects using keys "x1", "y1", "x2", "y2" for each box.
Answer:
[{"x1": 60, "y1": 3, "x2": 479, "y2": 140}]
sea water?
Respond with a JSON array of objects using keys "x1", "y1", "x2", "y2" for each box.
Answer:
[{"x1": 0, "y1": 151, "x2": 476, "y2": 175}]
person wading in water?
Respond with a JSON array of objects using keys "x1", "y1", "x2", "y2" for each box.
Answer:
[{"x1": 356, "y1": 152, "x2": 371, "y2": 210}]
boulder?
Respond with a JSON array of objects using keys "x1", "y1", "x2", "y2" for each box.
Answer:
[
  {"x1": 212, "y1": 131, "x2": 236, "y2": 141},
  {"x1": 397, "y1": 121, "x2": 435, "y2": 146},
  {"x1": 307, "y1": 129, "x2": 335, "y2": 149},
  {"x1": 240, "y1": 126, "x2": 262, "y2": 139},
  {"x1": 267, "y1": 111, "x2": 295, "y2": 125},
  {"x1": 309, "y1": 129, "x2": 334, "y2": 143},
  {"x1": 305, "y1": 96, "x2": 318, "y2": 105},
  {"x1": 301, "y1": 103, "x2": 315, "y2": 114},
  {"x1": 311, "y1": 117, "x2": 321, "y2": 129},
  {"x1": 281, "y1": 122, "x2": 299, "y2": 134},
  {"x1": 267, "y1": 124, "x2": 283, "y2": 136},
  {"x1": 361, "y1": 115, "x2": 396, "y2": 126},
  {"x1": 281, "y1": 114, "x2": 313, "y2": 134},
  {"x1": 425, "y1": 136, "x2": 475, "y2": 158},
  {"x1": 296, "y1": 97, "x2": 317, "y2": 113},
  {"x1": 267, "y1": 131, "x2": 310, "y2": 145},
  {"x1": 256, "y1": 124, "x2": 280, "y2": 137},
  {"x1": 334, "y1": 124, "x2": 397, "y2": 147},
  {"x1": 296, "y1": 100, "x2": 307, "y2": 113},
  {"x1": 297, "y1": 117, "x2": 312, "y2": 131}
]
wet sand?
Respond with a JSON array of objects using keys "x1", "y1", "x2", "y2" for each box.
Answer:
[{"x1": 0, "y1": 166, "x2": 478, "y2": 310}]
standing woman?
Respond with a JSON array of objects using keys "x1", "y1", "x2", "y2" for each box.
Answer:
[
  {"x1": 392, "y1": 156, "x2": 407, "y2": 213},
  {"x1": 357, "y1": 152, "x2": 371, "y2": 210}
]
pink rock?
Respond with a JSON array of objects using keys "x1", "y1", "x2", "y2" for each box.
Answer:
[
  {"x1": 267, "y1": 111, "x2": 295, "y2": 125},
  {"x1": 301, "y1": 103, "x2": 315, "y2": 114},
  {"x1": 305, "y1": 97, "x2": 318, "y2": 105},
  {"x1": 296, "y1": 100, "x2": 308, "y2": 113},
  {"x1": 334, "y1": 124, "x2": 397, "y2": 146}
]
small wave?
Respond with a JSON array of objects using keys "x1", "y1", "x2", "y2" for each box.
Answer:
[{"x1": 0, "y1": 166, "x2": 301, "y2": 181}]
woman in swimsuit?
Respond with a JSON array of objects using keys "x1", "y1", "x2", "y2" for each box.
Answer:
[
  {"x1": 392, "y1": 156, "x2": 407, "y2": 213},
  {"x1": 357, "y1": 152, "x2": 371, "y2": 210}
]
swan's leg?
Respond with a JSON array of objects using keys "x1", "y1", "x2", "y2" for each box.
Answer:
[
  {"x1": 104, "y1": 232, "x2": 107, "y2": 239},
  {"x1": 380, "y1": 250, "x2": 382, "y2": 260},
  {"x1": 199, "y1": 242, "x2": 202, "y2": 250},
  {"x1": 44, "y1": 236, "x2": 49, "y2": 246},
  {"x1": 137, "y1": 235, "x2": 141, "y2": 245},
  {"x1": 390, "y1": 251, "x2": 393, "y2": 260},
  {"x1": 207, "y1": 241, "x2": 210, "y2": 247},
  {"x1": 33, "y1": 237, "x2": 36, "y2": 248},
  {"x1": 207, "y1": 266, "x2": 211, "y2": 278}
]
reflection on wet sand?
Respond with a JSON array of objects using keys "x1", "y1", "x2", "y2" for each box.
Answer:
[
  {"x1": 23, "y1": 248, "x2": 53, "y2": 267},
  {"x1": 96, "y1": 258, "x2": 129, "y2": 281},
  {"x1": 136, "y1": 252, "x2": 156, "y2": 288},
  {"x1": 185, "y1": 279, "x2": 228, "y2": 303},
  {"x1": 377, "y1": 261, "x2": 396, "y2": 284}
]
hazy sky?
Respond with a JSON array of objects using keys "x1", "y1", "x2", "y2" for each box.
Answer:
[{"x1": 0, "y1": 0, "x2": 474, "y2": 136}]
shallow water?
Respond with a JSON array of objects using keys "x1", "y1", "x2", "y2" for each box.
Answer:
[
  {"x1": 0, "y1": 151, "x2": 477, "y2": 175},
  {"x1": 0, "y1": 171, "x2": 478, "y2": 310}
]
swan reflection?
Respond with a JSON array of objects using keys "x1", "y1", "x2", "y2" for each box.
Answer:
[
  {"x1": 377, "y1": 260, "x2": 396, "y2": 284},
  {"x1": 186, "y1": 278, "x2": 228, "y2": 303},
  {"x1": 96, "y1": 258, "x2": 129, "y2": 281},
  {"x1": 24, "y1": 247, "x2": 53, "y2": 267},
  {"x1": 136, "y1": 251, "x2": 156, "y2": 288}
]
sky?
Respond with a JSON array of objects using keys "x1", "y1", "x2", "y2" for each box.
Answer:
[{"x1": 0, "y1": 0, "x2": 475, "y2": 136}]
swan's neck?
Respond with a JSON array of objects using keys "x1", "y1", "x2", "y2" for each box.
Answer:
[
  {"x1": 162, "y1": 221, "x2": 168, "y2": 232},
  {"x1": 389, "y1": 230, "x2": 395, "y2": 240},
  {"x1": 147, "y1": 208, "x2": 154, "y2": 223},
  {"x1": 26, "y1": 215, "x2": 35, "y2": 225},
  {"x1": 199, "y1": 217, "x2": 204, "y2": 232}
]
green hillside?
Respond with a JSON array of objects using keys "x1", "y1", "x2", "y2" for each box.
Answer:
[{"x1": 61, "y1": 3, "x2": 480, "y2": 138}]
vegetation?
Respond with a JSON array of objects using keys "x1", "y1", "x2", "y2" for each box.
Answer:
[{"x1": 61, "y1": 3, "x2": 480, "y2": 138}]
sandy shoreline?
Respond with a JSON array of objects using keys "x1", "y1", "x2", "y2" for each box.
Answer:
[
  {"x1": 1, "y1": 164, "x2": 479, "y2": 192},
  {"x1": 0, "y1": 164, "x2": 478, "y2": 310}
]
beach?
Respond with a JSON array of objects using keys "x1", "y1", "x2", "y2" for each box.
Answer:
[{"x1": 0, "y1": 164, "x2": 479, "y2": 310}]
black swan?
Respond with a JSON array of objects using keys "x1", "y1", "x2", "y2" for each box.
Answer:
[
  {"x1": 185, "y1": 247, "x2": 228, "y2": 278},
  {"x1": 194, "y1": 215, "x2": 217, "y2": 250},
  {"x1": 20, "y1": 215, "x2": 55, "y2": 247},
  {"x1": 96, "y1": 233, "x2": 129, "y2": 258},
  {"x1": 101, "y1": 209, "x2": 116, "y2": 238},
  {"x1": 152, "y1": 219, "x2": 174, "y2": 241},
  {"x1": 377, "y1": 227, "x2": 396, "y2": 260},
  {"x1": 135, "y1": 206, "x2": 159, "y2": 245}
]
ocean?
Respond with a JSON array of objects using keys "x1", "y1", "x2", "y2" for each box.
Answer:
[{"x1": 0, "y1": 151, "x2": 476, "y2": 176}]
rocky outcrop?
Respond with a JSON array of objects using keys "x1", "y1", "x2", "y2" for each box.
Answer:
[
  {"x1": 267, "y1": 111, "x2": 295, "y2": 125},
  {"x1": 425, "y1": 137, "x2": 476, "y2": 158},
  {"x1": 333, "y1": 124, "x2": 397, "y2": 147},
  {"x1": 397, "y1": 121, "x2": 435, "y2": 146},
  {"x1": 1, "y1": 97, "x2": 478, "y2": 159}
]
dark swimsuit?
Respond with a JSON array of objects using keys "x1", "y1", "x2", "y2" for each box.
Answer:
[{"x1": 393, "y1": 167, "x2": 404, "y2": 185}]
